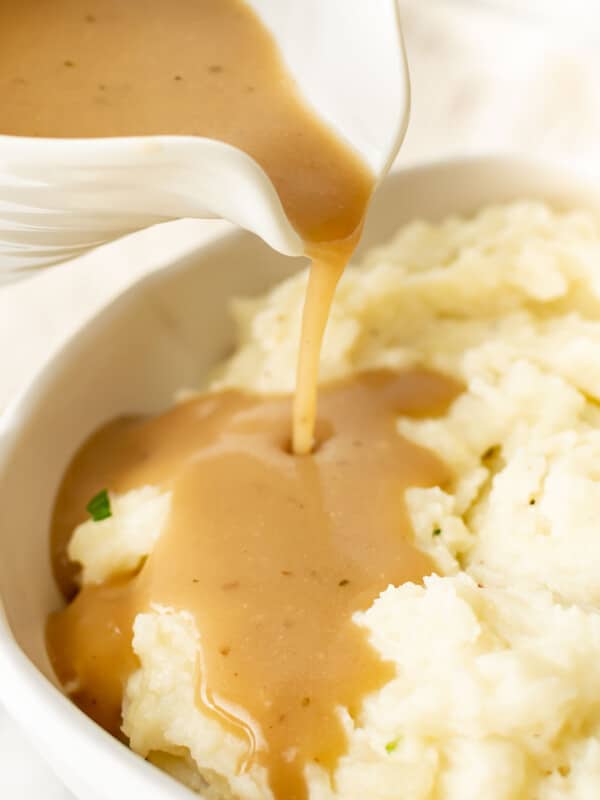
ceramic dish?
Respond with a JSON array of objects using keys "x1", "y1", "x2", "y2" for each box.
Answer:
[{"x1": 1, "y1": 156, "x2": 599, "y2": 799}]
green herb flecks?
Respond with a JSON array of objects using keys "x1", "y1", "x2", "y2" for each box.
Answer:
[
  {"x1": 432, "y1": 527, "x2": 442, "y2": 537},
  {"x1": 385, "y1": 740, "x2": 398, "y2": 754},
  {"x1": 86, "y1": 489, "x2": 112, "y2": 522}
]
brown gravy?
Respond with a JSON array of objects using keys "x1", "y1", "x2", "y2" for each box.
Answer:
[
  {"x1": 1, "y1": 0, "x2": 373, "y2": 451},
  {"x1": 48, "y1": 370, "x2": 460, "y2": 799}
]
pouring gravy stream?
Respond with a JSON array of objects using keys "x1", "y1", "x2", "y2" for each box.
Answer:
[{"x1": 2, "y1": 0, "x2": 461, "y2": 796}]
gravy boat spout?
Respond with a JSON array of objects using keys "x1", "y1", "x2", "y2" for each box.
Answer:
[{"x1": 0, "y1": 0, "x2": 409, "y2": 282}]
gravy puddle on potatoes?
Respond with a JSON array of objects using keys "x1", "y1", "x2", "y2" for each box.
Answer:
[
  {"x1": 0, "y1": 0, "x2": 372, "y2": 451},
  {"x1": 49, "y1": 370, "x2": 460, "y2": 800}
]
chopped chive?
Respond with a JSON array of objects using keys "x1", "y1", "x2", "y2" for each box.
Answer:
[
  {"x1": 432, "y1": 527, "x2": 442, "y2": 537},
  {"x1": 86, "y1": 489, "x2": 111, "y2": 521},
  {"x1": 385, "y1": 740, "x2": 398, "y2": 753}
]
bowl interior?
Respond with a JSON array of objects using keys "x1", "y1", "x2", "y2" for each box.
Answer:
[{"x1": 1, "y1": 155, "x2": 600, "y2": 787}]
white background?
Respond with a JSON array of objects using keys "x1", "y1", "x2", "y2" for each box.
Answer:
[{"x1": 3, "y1": 1, "x2": 600, "y2": 795}]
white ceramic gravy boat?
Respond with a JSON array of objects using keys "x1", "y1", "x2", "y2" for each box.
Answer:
[{"x1": 0, "y1": 0, "x2": 409, "y2": 282}]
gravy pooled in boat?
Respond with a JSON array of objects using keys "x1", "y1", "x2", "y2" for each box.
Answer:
[
  {"x1": 0, "y1": 0, "x2": 373, "y2": 451},
  {"x1": 48, "y1": 370, "x2": 460, "y2": 800}
]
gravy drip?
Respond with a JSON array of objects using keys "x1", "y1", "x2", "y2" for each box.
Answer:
[{"x1": 48, "y1": 369, "x2": 460, "y2": 800}]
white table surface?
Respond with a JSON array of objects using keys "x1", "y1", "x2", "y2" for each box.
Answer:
[{"x1": 3, "y1": 1, "x2": 600, "y2": 796}]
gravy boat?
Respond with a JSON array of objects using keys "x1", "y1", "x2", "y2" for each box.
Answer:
[{"x1": 0, "y1": 0, "x2": 409, "y2": 282}]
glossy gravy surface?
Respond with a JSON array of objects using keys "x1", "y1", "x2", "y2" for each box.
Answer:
[
  {"x1": 48, "y1": 370, "x2": 460, "y2": 800},
  {"x1": 0, "y1": 0, "x2": 374, "y2": 450}
]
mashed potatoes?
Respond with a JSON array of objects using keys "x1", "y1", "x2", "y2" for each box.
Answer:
[{"x1": 69, "y1": 202, "x2": 600, "y2": 799}]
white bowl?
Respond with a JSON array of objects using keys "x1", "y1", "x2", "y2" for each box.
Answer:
[{"x1": 1, "y1": 156, "x2": 600, "y2": 799}]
